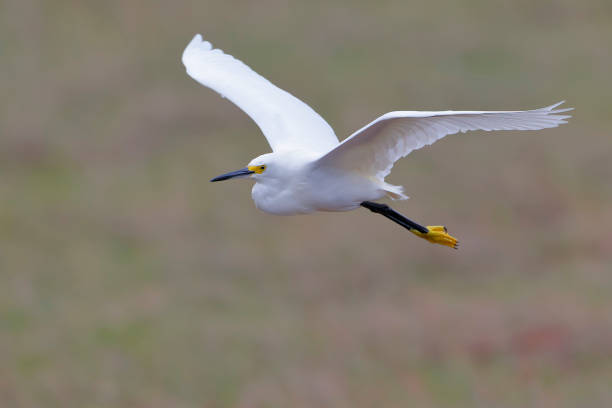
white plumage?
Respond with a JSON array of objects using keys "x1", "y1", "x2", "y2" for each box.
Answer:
[
  {"x1": 182, "y1": 34, "x2": 338, "y2": 153},
  {"x1": 182, "y1": 34, "x2": 571, "y2": 246},
  {"x1": 314, "y1": 103, "x2": 571, "y2": 198}
]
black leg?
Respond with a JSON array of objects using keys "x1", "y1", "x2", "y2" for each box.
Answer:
[{"x1": 360, "y1": 201, "x2": 429, "y2": 234}]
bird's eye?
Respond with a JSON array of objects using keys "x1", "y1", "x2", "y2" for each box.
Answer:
[{"x1": 248, "y1": 164, "x2": 266, "y2": 174}]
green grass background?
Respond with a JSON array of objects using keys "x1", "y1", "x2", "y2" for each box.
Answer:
[{"x1": 1, "y1": 0, "x2": 612, "y2": 406}]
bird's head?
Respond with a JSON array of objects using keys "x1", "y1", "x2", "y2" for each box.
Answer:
[{"x1": 210, "y1": 153, "x2": 278, "y2": 182}]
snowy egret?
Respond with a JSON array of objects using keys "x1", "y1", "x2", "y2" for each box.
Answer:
[{"x1": 182, "y1": 34, "x2": 571, "y2": 249}]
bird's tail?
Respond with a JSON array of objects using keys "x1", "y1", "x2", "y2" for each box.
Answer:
[{"x1": 382, "y1": 182, "x2": 408, "y2": 200}]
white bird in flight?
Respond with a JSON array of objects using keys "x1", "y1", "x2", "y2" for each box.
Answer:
[{"x1": 182, "y1": 34, "x2": 571, "y2": 249}]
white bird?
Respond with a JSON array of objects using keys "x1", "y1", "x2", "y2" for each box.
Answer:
[{"x1": 182, "y1": 34, "x2": 572, "y2": 248}]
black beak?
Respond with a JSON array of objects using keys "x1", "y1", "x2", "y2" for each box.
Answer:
[{"x1": 210, "y1": 167, "x2": 254, "y2": 182}]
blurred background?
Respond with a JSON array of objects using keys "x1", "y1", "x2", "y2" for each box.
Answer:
[{"x1": 2, "y1": 0, "x2": 611, "y2": 406}]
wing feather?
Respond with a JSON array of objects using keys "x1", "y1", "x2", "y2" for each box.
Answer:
[
  {"x1": 182, "y1": 34, "x2": 338, "y2": 153},
  {"x1": 315, "y1": 102, "x2": 572, "y2": 179}
]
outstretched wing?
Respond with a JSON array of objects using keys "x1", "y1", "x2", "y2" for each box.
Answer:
[
  {"x1": 314, "y1": 102, "x2": 572, "y2": 178},
  {"x1": 182, "y1": 34, "x2": 339, "y2": 153}
]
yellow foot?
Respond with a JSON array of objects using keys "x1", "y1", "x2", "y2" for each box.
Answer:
[{"x1": 411, "y1": 226, "x2": 459, "y2": 249}]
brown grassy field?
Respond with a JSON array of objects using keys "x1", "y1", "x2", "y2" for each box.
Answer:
[{"x1": 1, "y1": 0, "x2": 611, "y2": 406}]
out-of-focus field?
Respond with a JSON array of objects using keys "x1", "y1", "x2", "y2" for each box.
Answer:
[{"x1": 2, "y1": 0, "x2": 611, "y2": 406}]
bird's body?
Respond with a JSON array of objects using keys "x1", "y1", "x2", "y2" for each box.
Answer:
[
  {"x1": 182, "y1": 34, "x2": 571, "y2": 248},
  {"x1": 249, "y1": 150, "x2": 388, "y2": 215}
]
